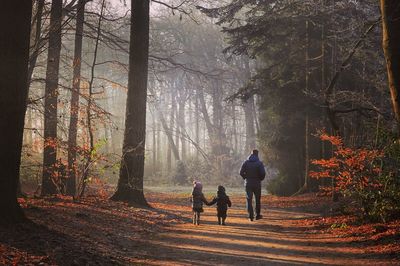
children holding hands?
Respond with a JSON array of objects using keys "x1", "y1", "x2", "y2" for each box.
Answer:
[{"x1": 190, "y1": 182, "x2": 232, "y2": 226}]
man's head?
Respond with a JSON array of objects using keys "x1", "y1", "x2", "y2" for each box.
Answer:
[{"x1": 252, "y1": 149, "x2": 259, "y2": 156}]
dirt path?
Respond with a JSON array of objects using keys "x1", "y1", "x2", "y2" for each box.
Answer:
[
  {"x1": 134, "y1": 194, "x2": 397, "y2": 265},
  {"x1": 1, "y1": 192, "x2": 397, "y2": 265}
]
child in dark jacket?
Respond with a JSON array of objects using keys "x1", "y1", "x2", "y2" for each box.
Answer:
[
  {"x1": 190, "y1": 181, "x2": 209, "y2": 225},
  {"x1": 207, "y1": 185, "x2": 232, "y2": 225}
]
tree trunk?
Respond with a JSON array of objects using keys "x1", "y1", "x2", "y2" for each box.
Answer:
[
  {"x1": 67, "y1": 0, "x2": 85, "y2": 197},
  {"x1": 156, "y1": 119, "x2": 161, "y2": 171},
  {"x1": 293, "y1": 22, "x2": 310, "y2": 196},
  {"x1": 212, "y1": 82, "x2": 225, "y2": 155},
  {"x1": 111, "y1": 0, "x2": 150, "y2": 206},
  {"x1": 252, "y1": 96, "x2": 260, "y2": 136},
  {"x1": 304, "y1": 21, "x2": 310, "y2": 192},
  {"x1": 80, "y1": 0, "x2": 105, "y2": 198},
  {"x1": 178, "y1": 94, "x2": 186, "y2": 161},
  {"x1": 0, "y1": 0, "x2": 32, "y2": 224},
  {"x1": 25, "y1": 109, "x2": 33, "y2": 145},
  {"x1": 148, "y1": 86, "x2": 180, "y2": 162},
  {"x1": 42, "y1": 0, "x2": 63, "y2": 196},
  {"x1": 199, "y1": 87, "x2": 222, "y2": 155},
  {"x1": 381, "y1": 1, "x2": 400, "y2": 134},
  {"x1": 244, "y1": 97, "x2": 256, "y2": 152},
  {"x1": 304, "y1": 113, "x2": 310, "y2": 187},
  {"x1": 188, "y1": 97, "x2": 193, "y2": 156},
  {"x1": 174, "y1": 95, "x2": 180, "y2": 156},
  {"x1": 232, "y1": 103, "x2": 238, "y2": 153},
  {"x1": 198, "y1": 89, "x2": 214, "y2": 142},
  {"x1": 195, "y1": 92, "x2": 200, "y2": 159},
  {"x1": 167, "y1": 92, "x2": 174, "y2": 171},
  {"x1": 152, "y1": 111, "x2": 157, "y2": 172},
  {"x1": 243, "y1": 59, "x2": 256, "y2": 152},
  {"x1": 27, "y1": 0, "x2": 45, "y2": 89}
]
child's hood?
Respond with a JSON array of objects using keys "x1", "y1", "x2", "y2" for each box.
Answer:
[{"x1": 217, "y1": 190, "x2": 227, "y2": 198}]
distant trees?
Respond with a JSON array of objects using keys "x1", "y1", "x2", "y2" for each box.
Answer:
[
  {"x1": 111, "y1": 0, "x2": 150, "y2": 205},
  {"x1": 0, "y1": 1, "x2": 32, "y2": 223},
  {"x1": 144, "y1": 14, "x2": 260, "y2": 185}
]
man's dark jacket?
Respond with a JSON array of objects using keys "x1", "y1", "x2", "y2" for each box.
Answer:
[{"x1": 239, "y1": 154, "x2": 266, "y2": 186}]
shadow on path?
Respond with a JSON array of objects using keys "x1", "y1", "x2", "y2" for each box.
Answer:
[{"x1": 135, "y1": 196, "x2": 397, "y2": 266}]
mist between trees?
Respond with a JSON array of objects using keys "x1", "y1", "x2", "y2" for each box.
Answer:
[
  {"x1": 21, "y1": 0, "x2": 260, "y2": 198},
  {"x1": 11, "y1": 0, "x2": 400, "y2": 220}
]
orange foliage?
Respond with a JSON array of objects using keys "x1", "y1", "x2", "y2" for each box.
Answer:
[{"x1": 310, "y1": 133, "x2": 383, "y2": 196}]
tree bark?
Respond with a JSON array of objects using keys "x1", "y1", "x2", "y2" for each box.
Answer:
[
  {"x1": 42, "y1": 0, "x2": 63, "y2": 196},
  {"x1": 67, "y1": 0, "x2": 85, "y2": 197},
  {"x1": 380, "y1": 1, "x2": 400, "y2": 134},
  {"x1": 111, "y1": 0, "x2": 150, "y2": 206},
  {"x1": 0, "y1": 0, "x2": 32, "y2": 223}
]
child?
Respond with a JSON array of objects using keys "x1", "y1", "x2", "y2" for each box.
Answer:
[
  {"x1": 207, "y1": 185, "x2": 232, "y2": 225},
  {"x1": 190, "y1": 181, "x2": 209, "y2": 225}
]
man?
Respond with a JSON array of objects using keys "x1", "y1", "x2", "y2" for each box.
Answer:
[{"x1": 240, "y1": 149, "x2": 266, "y2": 221}]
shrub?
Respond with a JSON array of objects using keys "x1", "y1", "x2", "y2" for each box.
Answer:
[
  {"x1": 310, "y1": 132, "x2": 400, "y2": 222},
  {"x1": 173, "y1": 160, "x2": 188, "y2": 185}
]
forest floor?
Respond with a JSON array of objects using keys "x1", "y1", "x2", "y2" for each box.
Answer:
[{"x1": 0, "y1": 187, "x2": 399, "y2": 265}]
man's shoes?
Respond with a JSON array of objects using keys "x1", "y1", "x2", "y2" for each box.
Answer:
[
  {"x1": 255, "y1": 215, "x2": 263, "y2": 220},
  {"x1": 248, "y1": 217, "x2": 254, "y2": 222}
]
